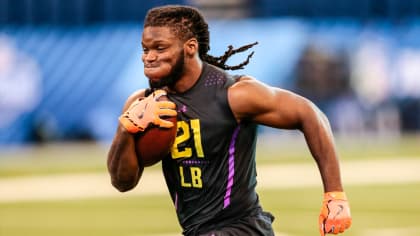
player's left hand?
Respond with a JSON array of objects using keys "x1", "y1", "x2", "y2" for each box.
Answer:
[
  {"x1": 319, "y1": 191, "x2": 352, "y2": 235},
  {"x1": 119, "y1": 89, "x2": 177, "y2": 133}
]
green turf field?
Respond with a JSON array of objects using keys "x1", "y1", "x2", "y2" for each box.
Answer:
[
  {"x1": 1, "y1": 134, "x2": 419, "y2": 236},
  {"x1": 1, "y1": 184, "x2": 419, "y2": 236}
]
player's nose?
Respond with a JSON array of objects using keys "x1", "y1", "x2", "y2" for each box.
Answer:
[{"x1": 143, "y1": 50, "x2": 157, "y2": 62}]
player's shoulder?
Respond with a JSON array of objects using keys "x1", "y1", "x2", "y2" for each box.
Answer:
[
  {"x1": 127, "y1": 89, "x2": 147, "y2": 101},
  {"x1": 228, "y1": 75, "x2": 267, "y2": 96},
  {"x1": 227, "y1": 75, "x2": 271, "y2": 120},
  {"x1": 228, "y1": 75, "x2": 255, "y2": 90},
  {"x1": 233, "y1": 75, "x2": 255, "y2": 83},
  {"x1": 122, "y1": 89, "x2": 147, "y2": 111}
]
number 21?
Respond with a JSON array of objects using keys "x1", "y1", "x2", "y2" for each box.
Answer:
[{"x1": 171, "y1": 119, "x2": 204, "y2": 159}]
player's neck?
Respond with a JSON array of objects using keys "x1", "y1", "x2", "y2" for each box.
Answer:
[{"x1": 170, "y1": 58, "x2": 203, "y2": 94}]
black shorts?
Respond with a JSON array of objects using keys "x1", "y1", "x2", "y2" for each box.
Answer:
[{"x1": 198, "y1": 211, "x2": 275, "y2": 236}]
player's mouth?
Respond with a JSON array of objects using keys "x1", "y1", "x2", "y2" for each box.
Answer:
[
  {"x1": 144, "y1": 63, "x2": 160, "y2": 69},
  {"x1": 144, "y1": 65, "x2": 161, "y2": 73},
  {"x1": 144, "y1": 65, "x2": 167, "y2": 80}
]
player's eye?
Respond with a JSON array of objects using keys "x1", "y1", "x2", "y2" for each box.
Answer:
[{"x1": 156, "y1": 45, "x2": 167, "y2": 51}]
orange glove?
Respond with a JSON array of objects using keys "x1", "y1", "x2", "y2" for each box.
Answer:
[
  {"x1": 119, "y1": 89, "x2": 177, "y2": 133},
  {"x1": 319, "y1": 192, "x2": 352, "y2": 236}
]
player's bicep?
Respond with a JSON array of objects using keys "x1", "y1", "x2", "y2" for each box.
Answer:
[
  {"x1": 228, "y1": 78, "x2": 307, "y2": 129},
  {"x1": 253, "y1": 88, "x2": 308, "y2": 129}
]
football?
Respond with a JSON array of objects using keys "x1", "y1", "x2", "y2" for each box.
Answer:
[{"x1": 134, "y1": 96, "x2": 177, "y2": 167}]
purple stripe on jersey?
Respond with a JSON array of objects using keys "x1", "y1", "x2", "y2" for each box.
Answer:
[
  {"x1": 175, "y1": 192, "x2": 178, "y2": 211},
  {"x1": 223, "y1": 126, "x2": 240, "y2": 209}
]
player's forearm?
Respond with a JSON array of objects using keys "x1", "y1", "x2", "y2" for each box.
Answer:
[
  {"x1": 107, "y1": 125, "x2": 141, "y2": 192},
  {"x1": 299, "y1": 103, "x2": 343, "y2": 192}
]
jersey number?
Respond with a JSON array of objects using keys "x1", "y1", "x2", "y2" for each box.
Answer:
[
  {"x1": 171, "y1": 119, "x2": 204, "y2": 189},
  {"x1": 171, "y1": 119, "x2": 204, "y2": 159}
]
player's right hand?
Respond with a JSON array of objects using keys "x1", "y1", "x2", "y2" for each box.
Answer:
[
  {"x1": 319, "y1": 192, "x2": 352, "y2": 236},
  {"x1": 119, "y1": 89, "x2": 177, "y2": 133}
]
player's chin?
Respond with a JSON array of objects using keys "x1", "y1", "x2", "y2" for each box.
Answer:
[
  {"x1": 144, "y1": 68, "x2": 169, "y2": 80},
  {"x1": 146, "y1": 76, "x2": 167, "y2": 89}
]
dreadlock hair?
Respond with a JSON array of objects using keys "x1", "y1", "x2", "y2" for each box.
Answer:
[{"x1": 144, "y1": 5, "x2": 258, "y2": 70}]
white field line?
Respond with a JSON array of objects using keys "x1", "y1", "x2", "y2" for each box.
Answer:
[{"x1": 0, "y1": 158, "x2": 420, "y2": 203}]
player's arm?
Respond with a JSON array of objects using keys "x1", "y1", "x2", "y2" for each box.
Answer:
[
  {"x1": 107, "y1": 89, "x2": 146, "y2": 192},
  {"x1": 107, "y1": 89, "x2": 177, "y2": 192},
  {"x1": 228, "y1": 76, "x2": 351, "y2": 235},
  {"x1": 229, "y1": 76, "x2": 342, "y2": 191}
]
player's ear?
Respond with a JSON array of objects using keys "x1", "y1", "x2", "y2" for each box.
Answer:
[{"x1": 184, "y1": 38, "x2": 198, "y2": 57}]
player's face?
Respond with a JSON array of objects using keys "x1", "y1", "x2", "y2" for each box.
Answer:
[{"x1": 142, "y1": 26, "x2": 185, "y2": 88}]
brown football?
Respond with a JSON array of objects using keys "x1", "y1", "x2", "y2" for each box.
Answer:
[{"x1": 134, "y1": 96, "x2": 177, "y2": 167}]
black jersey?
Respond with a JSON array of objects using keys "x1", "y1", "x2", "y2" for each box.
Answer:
[{"x1": 163, "y1": 63, "x2": 261, "y2": 235}]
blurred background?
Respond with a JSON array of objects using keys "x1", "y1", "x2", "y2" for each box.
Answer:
[
  {"x1": 1, "y1": 1, "x2": 420, "y2": 236},
  {"x1": 1, "y1": 0, "x2": 420, "y2": 145}
]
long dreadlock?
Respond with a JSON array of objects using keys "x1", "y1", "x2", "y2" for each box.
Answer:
[{"x1": 144, "y1": 5, "x2": 258, "y2": 70}]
